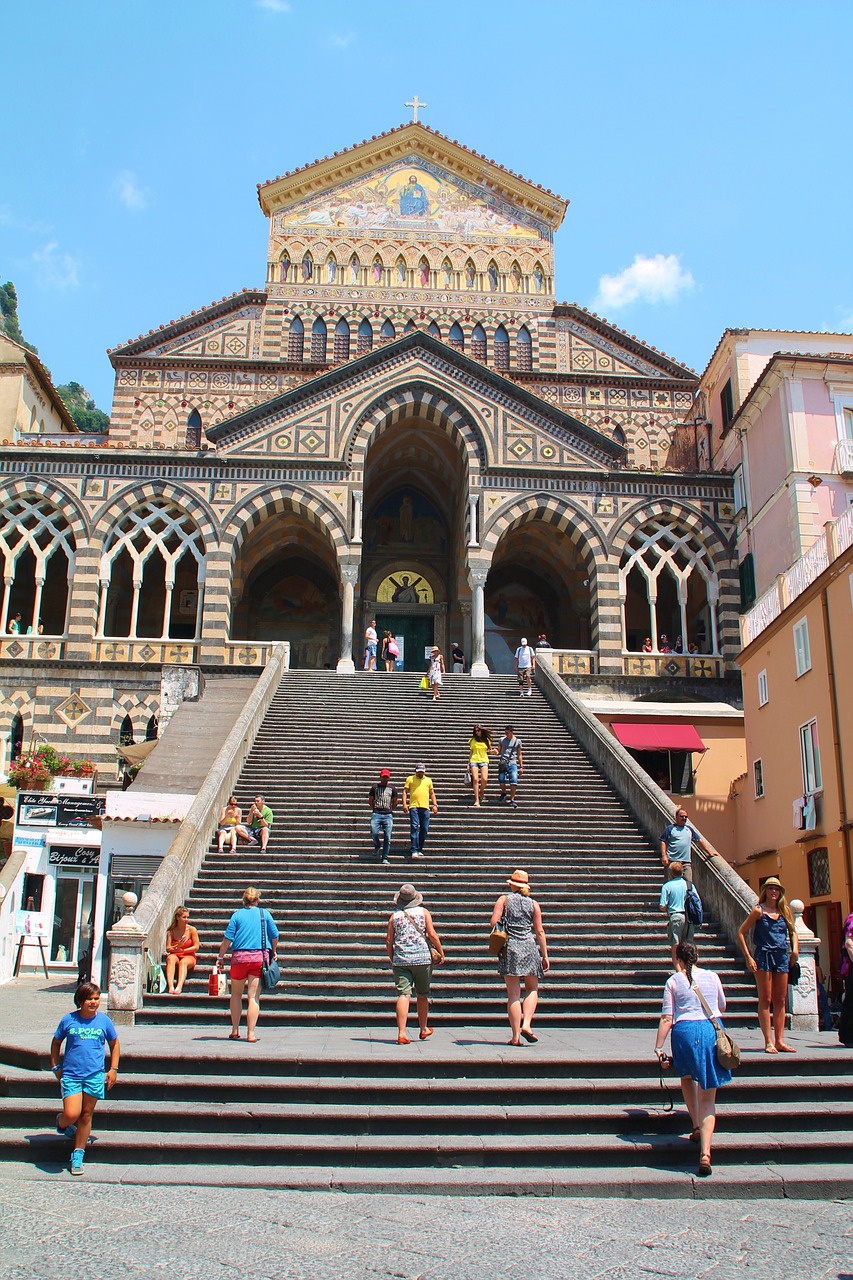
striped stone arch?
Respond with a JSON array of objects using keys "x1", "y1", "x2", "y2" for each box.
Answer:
[
  {"x1": 90, "y1": 481, "x2": 219, "y2": 548},
  {"x1": 0, "y1": 691, "x2": 30, "y2": 735},
  {"x1": 0, "y1": 478, "x2": 90, "y2": 544},
  {"x1": 608, "y1": 499, "x2": 733, "y2": 564},
  {"x1": 113, "y1": 693, "x2": 160, "y2": 738},
  {"x1": 347, "y1": 383, "x2": 487, "y2": 474},
  {"x1": 480, "y1": 494, "x2": 606, "y2": 574},
  {"x1": 220, "y1": 485, "x2": 349, "y2": 571}
]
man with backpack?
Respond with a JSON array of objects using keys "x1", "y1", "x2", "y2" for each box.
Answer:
[{"x1": 497, "y1": 725, "x2": 524, "y2": 808}]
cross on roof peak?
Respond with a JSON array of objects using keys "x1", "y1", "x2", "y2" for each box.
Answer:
[{"x1": 405, "y1": 96, "x2": 427, "y2": 123}]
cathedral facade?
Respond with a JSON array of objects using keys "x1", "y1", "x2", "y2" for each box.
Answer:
[{"x1": 0, "y1": 123, "x2": 738, "y2": 768}]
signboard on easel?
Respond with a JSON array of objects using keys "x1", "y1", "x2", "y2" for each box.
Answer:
[{"x1": 13, "y1": 910, "x2": 50, "y2": 977}]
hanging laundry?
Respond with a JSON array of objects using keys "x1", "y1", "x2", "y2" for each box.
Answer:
[
  {"x1": 793, "y1": 796, "x2": 805, "y2": 830},
  {"x1": 803, "y1": 794, "x2": 816, "y2": 831}
]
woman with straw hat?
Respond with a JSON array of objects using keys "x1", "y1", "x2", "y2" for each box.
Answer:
[
  {"x1": 737, "y1": 876, "x2": 799, "y2": 1054},
  {"x1": 489, "y1": 870, "x2": 550, "y2": 1045},
  {"x1": 385, "y1": 883, "x2": 445, "y2": 1045}
]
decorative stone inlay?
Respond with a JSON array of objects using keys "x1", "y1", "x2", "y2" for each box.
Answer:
[
  {"x1": 236, "y1": 647, "x2": 259, "y2": 665},
  {"x1": 102, "y1": 643, "x2": 127, "y2": 662},
  {"x1": 56, "y1": 692, "x2": 92, "y2": 729},
  {"x1": 36, "y1": 642, "x2": 57, "y2": 659},
  {"x1": 138, "y1": 644, "x2": 157, "y2": 662}
]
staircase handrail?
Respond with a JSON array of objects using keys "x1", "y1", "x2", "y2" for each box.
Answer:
[
  {"x1": 535, "y1": 658, "x2": 758, "y2": 951},
  {"x1": 109, "y1": 643, "x2": 289, "y2": 1016}
]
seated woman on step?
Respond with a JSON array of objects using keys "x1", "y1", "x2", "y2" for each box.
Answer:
[
  {"x1": 164, "y1": 905, "x2": 199, "y2": 994},
  {"x1": 490, "y1": 869, "x2": 549, "y2": 1045},
  {"x1": 654, "y1": 940, "x2": 732, "y2": 1177},
  {"x1": 217, "y1": 795, "x2": 242, "y2": 853}
]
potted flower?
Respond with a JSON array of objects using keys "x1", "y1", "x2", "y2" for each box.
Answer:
[{"x1": 8, "y1": 754, "x2": 53, "y2": 791}]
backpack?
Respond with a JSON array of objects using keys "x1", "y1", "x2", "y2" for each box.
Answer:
[{"x1": 685, "y1": 882, "x2": 703, "y2": 929}]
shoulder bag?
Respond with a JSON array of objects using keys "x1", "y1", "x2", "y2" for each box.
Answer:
[
  {"x1": 691, "y1": 978, "x2": 740, "y2": 1070},
  {"x1": 258, "y1": 909, "x2": 281, "y2": 992},
  {"x1": 410, "y1": 910, "x2": 441, "y2": 966},
  {"x1": 488, "y1": 899, "x2": 508, "y2": 956}
]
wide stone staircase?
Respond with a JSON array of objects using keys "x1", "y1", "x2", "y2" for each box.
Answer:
[{"x1": 2, "y1": 671, "x2": 852, "y2": 1196}]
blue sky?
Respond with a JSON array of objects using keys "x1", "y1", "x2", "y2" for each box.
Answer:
[{"x1": 3, "y1": 0, "x2": 852, "y2": 410}]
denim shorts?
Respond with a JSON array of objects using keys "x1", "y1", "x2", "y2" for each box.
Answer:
[
  {"x1": 499, "y1": 762, "x2": 519, "y2": 786},
  {"x1": 755, "y1": 947, "x2": 790, "y2": 973},
  {"x1": 61, "y1": 1070, "x2": 105, "y2": 1100},
  {"x1": 470, "y1": 761, "x2": 489, "y2": 771}
]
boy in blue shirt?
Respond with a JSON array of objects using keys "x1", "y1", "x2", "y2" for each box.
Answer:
[{"x1": 50, "y1": 981, "x2": 120, "y2": 1176}]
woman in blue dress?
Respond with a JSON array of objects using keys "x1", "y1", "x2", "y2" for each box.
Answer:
[
  {"x1": 737, "y1": 876, "x2": 799, "y2": 1054},
  {"x1": 654, "y1": 941, "x2": 731, "y2": 1177}
]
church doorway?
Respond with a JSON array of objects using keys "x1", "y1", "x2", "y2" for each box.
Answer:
[
  {"x1": 375, "y1": 613, "x2": 434, "y2": 671},
  {"x1": 231, "y1": 509, "x2": 341, "y2": 668},
  {"x1": 485, "y1": 519, "x2": 592, "y2": 672}
]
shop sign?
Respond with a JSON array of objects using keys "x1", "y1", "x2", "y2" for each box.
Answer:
[
  {"x1": 17, "y1": 794, "x2": 105, "y2": 829},
  {"x1": 14, "y1": 910, "x2": 49, "y2": 937},
  {"x1": 48, "y1": 845, "x2": 100, "y2": 868}
]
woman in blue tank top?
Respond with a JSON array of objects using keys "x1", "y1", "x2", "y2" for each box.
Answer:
[{"x1": 738, "y1": 877, "x2": 799, "y2": 1054}]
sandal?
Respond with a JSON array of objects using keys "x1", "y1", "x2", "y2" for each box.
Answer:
[
  {"x1": 688, "y1": 1127, "x2": 700, "y2": 1143},
  {"x1": 520, "y1": 1029, "x2": 538, "y2": 1043},
  {"x1": 228, "y1": 1032, "x2": 241, "y2": 1040},
  {"x1": 397, "y1": 1034, "x2": 411, "y2": 1045},
  {"x1": 697, "y1": 1156, "x2": 712, "y2": 1177}
]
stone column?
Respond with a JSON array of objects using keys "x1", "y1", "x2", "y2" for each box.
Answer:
[
  {"x1": 460, "y1": 600, "x2": 472, "y2": 672},
  {"x1": 467, "y1": 566, "x2": 489, "y2": 678},
  {"x1": 787, "y1": 898, "x2": 819, "y2": 1033},
  {"x1": 337, "y1": 564, "x2": 358, "y2": 673},
  {"x1": 106, "y1": 892, "x2": 147, "y2": 1025}
]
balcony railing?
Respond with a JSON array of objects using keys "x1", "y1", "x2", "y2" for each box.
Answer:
[
  {"x1": 741, "y1": 503, "x2": 853, "y2": 647},
  {"x1": 834, "y1": 438, "x2": 853, "y2": 475},
  {"x1": 621, "y1": 652, "x2": 724, "y2": 678},
  {"x1": 0, "y1": 634, "x2": 66, "y2": 660}
]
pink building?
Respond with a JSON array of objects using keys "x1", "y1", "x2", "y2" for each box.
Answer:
[{"x1": 699, "y1": 330, "x2": 853, "y2": 604}]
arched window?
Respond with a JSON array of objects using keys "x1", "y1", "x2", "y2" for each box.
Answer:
[
  {"x1": 311, "y1": 316, "x2": 327, "y2": 362},
  {"x1": 9, "y1": 711, "x2": 23, "y2": 763},
  {"x1": 0, "y1": 495, "x2": 76, "y2": 636},
  {"x1": 395, "y1": 256, "x2": 407, "y2": 284},
  {"x1": 612, "y1": 425, "x2": 627, "y2": 448},
  {"x1": 357, "y1": 318, "x2": 373, "y2": 355},
  {"x1": 372, "y1": 256, "x2": 384, "y2": 285},
  {"x1": 494, "y1": 325, "x2": 510, "y2": 371},
  {"x1": 99, "y1": 501, "x2": 206, "y2": 641},
  {"x1": 472, "y1": 324, "x2": 487, "y2": 362},
  {"x1": 185, "y1": 409, "x2": 202, "y2": 449},
  {"x1": 448, "y1": 322, "x2": 465, "y2": 352},
  {"x1": 404, "y1": 319, "x2": 416, "y2": 334},
  {"x1": 620, "y1": 520, "x2": 720, "y2": 656},
  {"x1": 418, "y1": 256, "x2": 431, "y2": 287},
  {"x1": 465, "y1": 259, "x2": 476, "y2": 288},
  {"x1": 442, "y1": 258, "x2": 453, "y2": 288},
  {"x1": 145, "y1": 715, "x2": 158, "y2": 741},
  {"x1": 349, "y1": 254, "x2": 361, "y2": 285},
  {"x1": 487, "y1": 260, "x2": 499, "y2": 292},
  {"x1": 380, "y1": 318, "x2": 396, "y2": 341},
  {"x1": 119, "y1": 714, "x2": 135, "y2": 747},
  {"x1": 288, "y1": 315, "x2": 304, "y2": 362},
  {"x1": 325, "y1": 254, "x2": 337, "y2": 283},
  {"x1": 428, "y1": 321, "x2": 441, "y2": 340},
  {"x1": 516, "y1": 325, "x2": 532, "y2": 371},
  {"x1": 301, "y1": 253, "x2": 313, "y2": 281},
  {"x1": 334, "y1": 317, "x2": 350, "y2": 362}
]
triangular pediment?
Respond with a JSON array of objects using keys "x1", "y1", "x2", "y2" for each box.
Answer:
[
  {"x1": 555, "y1": 305, "x2": 697, "y2": 381},
  {"x1": 207, "y1": 332, "x2": 623, "y2": 474},
  {"x1": 108, "y1": 291, "x2": 266, "y2": 360}
]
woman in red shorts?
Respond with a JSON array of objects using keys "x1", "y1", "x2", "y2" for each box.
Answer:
[{"x1": 216, "y1": 886, "x2": 279, "y2": 1042}]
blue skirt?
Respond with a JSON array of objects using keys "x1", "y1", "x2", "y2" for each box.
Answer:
[{"x1": 671, "y1": 1018, "x2": 732, "y2": 1090}]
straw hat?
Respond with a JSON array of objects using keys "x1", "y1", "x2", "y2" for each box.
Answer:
[
  {"x1": 394, "y1": 883, "x2": 423, "y2": 908},
  {"x1": 507, "y1": 869, "x2": 530, "y2": 891}
]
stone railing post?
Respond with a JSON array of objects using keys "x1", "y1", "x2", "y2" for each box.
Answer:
[
  {"x1": 107, "y1": 892, "x2": 147, "y2": 1025},
  {"x1": 788, "y1": 898, "x2": 819, "y2": 1032}
]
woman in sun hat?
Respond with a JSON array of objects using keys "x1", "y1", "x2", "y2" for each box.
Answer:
[
  {"x1": 737, "y1": 876, "x2": 799, "y2": 1054},
  {"x1": 385, "y1": 883, "x2": 445, "y2": 1044},
  {"x1": 426, "y1": 646, "x2": 445, "y2": 701},
  {"x1": 489, "y1": 869, "x2": 550, "y2": 1045}
]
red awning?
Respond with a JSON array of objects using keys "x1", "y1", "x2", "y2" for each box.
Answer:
[{"x1": 611, "y1": 722, "x2": 707, "y2": 753}]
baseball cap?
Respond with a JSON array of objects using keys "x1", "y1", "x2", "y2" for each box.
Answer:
[
  {"x1": 416, "y1": 762, "x2": 426, "y2": 772},
  {"x1": 380, "y1": 768, "x2": 391, "y2": 779}
]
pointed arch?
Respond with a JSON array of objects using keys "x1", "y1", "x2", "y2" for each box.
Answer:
[
  {"x1": 465, "y1": 258, "x2": 477, "y2": 289},
  {"x1": 9, "y1": 711, "x2": 24, "y2": 763},
  {"x1": 516, "y1": 325, "x2": 532, "y2": 371},
  {"x1": 300, "y1": 252, "x2": 313, "y2": 282},
  {"x1": 448, "y1": 322, "x2": 464, "y2": 352},
  {"x1": 146, "y1": 714, "x2": 159, "y2": 741},
  {"x1": 334, "y1": 317, "x2": 351, "y2": 362},
  {"x1": 347, "y1": 382, "x2": 487, "y2": 477},
  {"x1": 371, "y1": 255, "x2": 384, "y2": 285},
  {"x1": 0, "y1": 492, "x2": 77, "y2": 635},
  {"x1": 349, "y1": 253, "x2": 361, "y2": 285},
  {"x1": 119, "y1": 713, "x2": 135, "y2": 747},
  {"x1": 509, "y1": 260, "x2": 523, "y2": 293},
  {"x1": 494, "y1": 324, "x2": 510, "y2": 371},
  {"x1": 380, "y1": 318, "x2": 396, "y2": 341},
  {"x1": 395, "y1": 255, "x2": 407, "y2": 284},
  {"x1": 288, "y1": 314, "x2": 305, "y2": 362},
  {"x1": 185, "y1": 409, "x2": 203, "y2": 449},
  {"x1": 428, "y1": 320, "x2": 441, "y2": 340},
  {"x1": 418, "y1": 255, "x2": 431, "y2": 287},
  {"x1": 357, "y1": 317, "x2": 374, "y2": 355},
  {"x1": 472, "y1": 323, "x2": 487, "y2": 362},
  {"x1": 311, "y1": 316, "x2": 327, "y2": 362},
  {"x1": 442, "y1": 257, "x2": 453, "y2": 289},
  {"x1": 325, "y1": 253, "x2": 338, "y2": 283},
  {"x1": 532, "y1": 262, "x2": 546, "y2": 293},
  {"x1": 487, "y1": 260, "x2": 499, "y2": 292}
]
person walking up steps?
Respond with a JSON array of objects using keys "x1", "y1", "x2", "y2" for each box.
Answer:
[
  {"x1": 402, "y1": 763, "x2": 438, "y2": 860},
  {"x1": 386, "y1": 883, "x2": 445, "y2": 1044},
  {"x1": 497, "y1": 725, "x2": 523, "y2": 807},
  {"x1": 514, "y1": 636, "x2": 536, "y2": 696},
  {"x1": 490, "y1": 870, "x2": 549, "y2": 1045},
  {"x1": 50, "y1": 981, "x2": 120, "y2": 1176},
  {"x1": 368, "y1": 767, "x2": 398, "y2": 864}
]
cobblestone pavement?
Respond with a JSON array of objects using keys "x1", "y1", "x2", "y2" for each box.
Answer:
[{"x1": 1, "y1": 1183, "x2": 851, "y2": 1280}]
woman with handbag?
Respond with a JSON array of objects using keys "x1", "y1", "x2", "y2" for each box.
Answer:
[
  {"x1": 385, "y1": 883, "x2": 444, "y2": 1044},
  {"x1": 164, "y1": 905, "x2": 200, "y2": 994},
  {"x1": 426, "y1": 646, "x2": 445, "y2": 701},
  {"x1": 737, "y1": 876, "x2": 799, "y2": 1054},
  {"x1": 489, "y1": 869, "x2": 549, "y2": 1045},
  {"x1": 468, "y1": 724, "x2": 496, "y2": 808},
  {"x1": 216, "y1": 886, "x2": 279, "y2": 1042},
  {"x1": 654, "y1": 940, "x2": 732, "y2": 1177}
]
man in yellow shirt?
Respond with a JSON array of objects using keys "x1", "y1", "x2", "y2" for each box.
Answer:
[{"x1": 402, "y1": 763, "x2": 438, "y2": 861}]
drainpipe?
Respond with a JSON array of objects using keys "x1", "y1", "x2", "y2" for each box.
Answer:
[{"x1": 821, "y1": 585, "x2": 852, "y2": 914}]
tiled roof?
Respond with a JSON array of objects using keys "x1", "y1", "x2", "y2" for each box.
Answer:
[
  {"x1": 257, "y1": 121, "x2": 567, "y2": 204},
  {"x1": 699, "y1": 326, "x2": 853, "y2": 382}
]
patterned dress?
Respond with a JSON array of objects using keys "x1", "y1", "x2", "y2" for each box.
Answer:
[{"x1": 497, "y1": 892, "x2": 544, "y2": 978}]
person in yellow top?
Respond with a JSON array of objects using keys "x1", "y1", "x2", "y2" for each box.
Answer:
[
  {"x1": 468, "y1": 724, "x2": 496, "y2": 808},
  {"x1": 402, "y1": 763, "x2": 438, "y2": 860}
]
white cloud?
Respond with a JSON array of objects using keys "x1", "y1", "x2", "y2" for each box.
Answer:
[
  {"x1": 837, "y1": 312, "x2": 853, "y2": 331},
  {"x1": 31, "y1": 241, "x2": 79, "y2": 290},
  {"x1": 328, "y1": 30, "x2": 356, "y2": 48},
  {"x1": 255, "y1": 0, "x2": 290, "y2": 10},
  {"x1": 593, "y1": 253, "x2": 694, "y2": 312},
  {"x1": 112, "y1": 170, "x2": 149, "y2": 211}
]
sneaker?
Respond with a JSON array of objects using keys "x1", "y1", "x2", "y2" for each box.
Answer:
[
  {"x1": 497, "y1": 794, "x2": 506, "y2": 804},
  {"x1": 56, "y1": 1121, "x2": 77, "y2": 1139},
  {"x1": 69, "y1": 1149, "x2": 85, "y2": 1176},
  {"x1": 510, "y1": 800, "x2": 518, "y2": 808},
  {"x1": 411, "y1": 852, "x2": 425, "y2": 859},
  {"x1": 381, "y1": 858, "x2": 390, "y2": 866}
]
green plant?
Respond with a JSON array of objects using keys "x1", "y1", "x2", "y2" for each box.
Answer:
[{"x1": 7, "y1": 755, "x2": 53, "y2": 790}]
